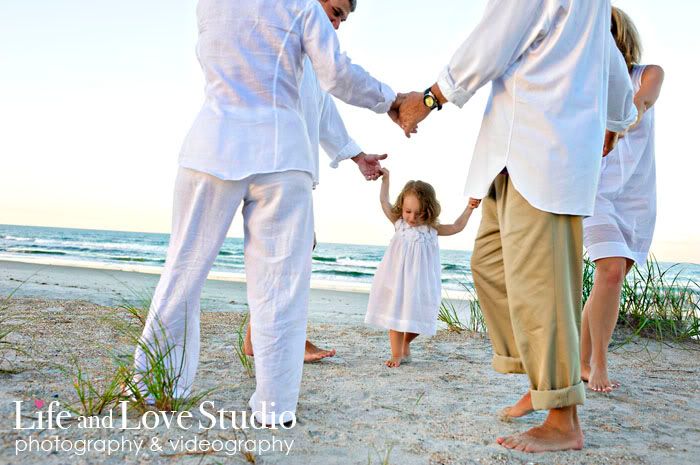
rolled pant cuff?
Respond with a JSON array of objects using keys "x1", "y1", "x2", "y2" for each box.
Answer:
[
  {"x1": 530, "y1": 381, "x2": 586, "y2": 410},
  {"x1": 492, "y1": 354, "x2": 525, "y2": 374}
]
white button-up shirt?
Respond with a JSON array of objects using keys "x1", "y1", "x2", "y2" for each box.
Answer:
[
  {"x1": 179, "y1": 0, "x2": 394, "y2": 182},
  {"x1": 300, "y1": 58, "x2": 362, "y2": 187},
  {"x1": 437, "y1": 0, "x2": 637, "y2": 216}
]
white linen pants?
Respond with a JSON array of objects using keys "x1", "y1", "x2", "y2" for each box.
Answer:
[{"x1": 134, "y1": 167, "x2": 314, "y2": 424}]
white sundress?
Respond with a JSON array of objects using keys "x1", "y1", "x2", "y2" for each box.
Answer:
[
  {"x1": 584, "y1": 64, "x2": 657, "y2": 265},
  {"x1": 364, "y1": 219, "x2": 442, "y2": 336}
]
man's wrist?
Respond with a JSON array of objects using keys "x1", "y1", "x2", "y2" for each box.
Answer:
[
  {"x1": 351, "y1": 152, "x2": 365, "y2": 164},
  {"x1": 430, "y1": 83, "x2": 448, "y2": 105}
]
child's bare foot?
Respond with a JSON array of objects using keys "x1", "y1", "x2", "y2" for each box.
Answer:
[
  {"x1": 587, "y1": 364, "x2": 620, "y2": 392},
  {"x1": 401, "y1": 344, "x2": 412, "y2": 363},
  {"x1": 401, "y1": 332, "x2": 418, "y2": 364},
  {"x1": 500, "y1": 391, "x2": 534, "y2": 420},
  {"x1": 304, "y1": 341, "x2": 336, "y2": 363},
  {"x1": 497, "y1": 406, "x2": 584, "y2": 453},
  {"x1": 385, "y1": 356, "x2": 402, "y2": 368}
]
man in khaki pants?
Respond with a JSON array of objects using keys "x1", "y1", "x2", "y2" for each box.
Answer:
[
  {"x1": 471, "y1": 174, "x2": 585, "y2": 416},
  {"x1": 391, "y1": 0, "x2": 637, "y2": 453}
]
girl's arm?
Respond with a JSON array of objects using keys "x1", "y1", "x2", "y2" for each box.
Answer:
[
  {"x1": 436, "y1": 198, "x2": 481, "y2": 236},
  {"x1": 632, "y1": 65, "x2": 665, "y2": 127},
  {"x1": 379, "y1": 168, "x2": 395, "y2": 223}
]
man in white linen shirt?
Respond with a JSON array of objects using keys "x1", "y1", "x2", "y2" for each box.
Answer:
[
  {"x1": 133, "y1": 0, "x2": 397, "y2": 427},
  {"x1": 242, "y1": 0, "x2": 386, "y2": 364},
  {"x1": 393, "y1": 0, "x2": 637, "y2": 453}
]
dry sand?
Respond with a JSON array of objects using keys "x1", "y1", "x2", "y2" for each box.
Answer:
[{"x1": 0, "y1": 297, "x2": 698, "y2": 465}]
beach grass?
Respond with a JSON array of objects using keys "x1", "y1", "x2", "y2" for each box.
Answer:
[
  {"x1": 63, "y1": 356, "x2": 125, "y2": 416},
  {"x1": 463, "y1": 284, "x2": 487, "y2": 333},
  {"x1": 443, "y1": 255, "x2": 699, "y2": 345},
  {"x1": 583, "y1": 255, "x2": 700, "y2": 344},
  {"x1": 367, "y1": 445, "x2": 394, "y2": 465},
  {"x1": 438, "y1": 299, "x2": 467, "y2": 333},
  {"x1": 120, "y1": 315, "x2": 215, "y2": 413},
  {"x1": 233, "y1": 312, "x2": 254, "y2": 378},
  {"x1": 0, "y1": 297, "x2": 20, "y2": 358},
  {"x1": 439, "y1": 284, "x2": 487, "y2": 334},
  {"x1": 0, "y1": 275, "x2": 36, "y2": 371},
  {"x1": 118, "y1": 299, "x2": 150, "y2": 328}
]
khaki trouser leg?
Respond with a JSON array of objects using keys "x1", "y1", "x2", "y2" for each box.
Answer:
[
  {"x1": 471, "y1": 182, "x2": 524, "y2": 373},
  {"x1": 474, "y1": 174, "x2": 586, "y2": 410}
]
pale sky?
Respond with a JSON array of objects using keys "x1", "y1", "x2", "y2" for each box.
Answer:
[{"x1": 0, "y1": 1, "x2": 698, "y2": 263}]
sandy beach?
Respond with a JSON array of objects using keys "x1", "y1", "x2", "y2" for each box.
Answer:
[{"x1": 0, "y1": 262, "x2": 699, "y2": 465}]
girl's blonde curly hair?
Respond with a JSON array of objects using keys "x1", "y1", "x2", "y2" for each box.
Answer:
[{"x1": 390, "y1": 180, "x2": 441, "y2": 228}]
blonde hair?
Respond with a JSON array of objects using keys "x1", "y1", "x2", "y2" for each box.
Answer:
[
  {"x1": 611, "y1": 7, "x2": 642, "y2": 70},
  {"x1": 391, "y1": 180, "x2": 441, "y2": 228}
]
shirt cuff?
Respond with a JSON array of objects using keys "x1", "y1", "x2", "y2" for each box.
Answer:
[
  {"x1": 607, "y1": 105, "x2": 638, "y2": 133},
  {"x1": 329, "y1": 140, "x2": 363, "y2": 168},
  {"x1": 437, "y1": 67, "x2": 474, "y2": 109},
  {"x1": 369, "y1": 83, "x2": 397, "y2": 114}
]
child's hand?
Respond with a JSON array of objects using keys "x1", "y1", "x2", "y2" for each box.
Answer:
[
  {"x1": 380, "y1": 168, "x2": 390, "y2": 180},
  {"x1": 468, "y1": 198, "x2": 481, "y2": 209}
]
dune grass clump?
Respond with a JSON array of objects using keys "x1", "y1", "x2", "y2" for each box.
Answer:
[
  {"x1": 583, "y1": 255, "x2": 700, "y2": 344},
  {"x1": 439, "y1": 283, "x2": 487, "y2": 334},
  {"x1": 63, "y1": 356, "x2": 125, "y2": 416},
  {"x1": 438, "y1": 299, "x2": 466, "y2": 333},
  {"x1": 443, "y1": 255, "x2": 698, "y2": 345},
  {"x1": 121, "y1": 316, "x2": 214, "y2": 413}
]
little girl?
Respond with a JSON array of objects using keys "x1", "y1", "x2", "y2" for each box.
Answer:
[{"x1": 365, "y1": 168, "x2": 480, "y2": 367}]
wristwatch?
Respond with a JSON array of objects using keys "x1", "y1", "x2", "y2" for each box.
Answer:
[{"x1": 423, "y1": 87, "x2": 442, "y2": 111}]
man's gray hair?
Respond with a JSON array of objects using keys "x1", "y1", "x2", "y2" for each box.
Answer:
[{"x1": 349, "y1": 0, "x2": 357, "y2": 12}]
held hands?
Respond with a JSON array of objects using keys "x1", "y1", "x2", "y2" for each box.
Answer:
[
  {"x1": 380, "y1": 167, "x2": 390, "y2": 181},
  {"x1": 352, "y1": 153, "x2": 388, "y2": 181},
  {"x1": 468, "y1": 198, "x2": 481, "y2": 209},
  {"x1": 388, "y1": 92, "x2": 431, "y2": 138}
]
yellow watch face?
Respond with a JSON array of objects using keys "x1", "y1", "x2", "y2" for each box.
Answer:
[{"x1": 424, "y1": 95, "x2": 435, "y2": 108}]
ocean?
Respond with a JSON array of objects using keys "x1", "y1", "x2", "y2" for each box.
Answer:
[
  {"x1": 0, "y1": 224, "x2": 475, "y2": 293},
  {"x1": 1, "y1": 224, "x2": 699, "y2": 294}
]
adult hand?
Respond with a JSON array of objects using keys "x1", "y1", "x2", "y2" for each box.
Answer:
[
  {"x1": 388, "y1": 94, "x2": 417, "y2": 135},
  {"x1": 352, "y1": 153, "x2": 388, "y2": 181},
  {"x1": 397, "y1": 91, "x2": 431, "y2": 138},
  {"x1": 602, "y1": 130, "x2": 619, "y2": 157},
  {"x1": 388, "y1": 94, "x2": 405, "y2": 126}
]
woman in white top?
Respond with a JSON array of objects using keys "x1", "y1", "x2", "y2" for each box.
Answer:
[{"x1": 581, "y1": 7, "x2": 665, "y2": 393}]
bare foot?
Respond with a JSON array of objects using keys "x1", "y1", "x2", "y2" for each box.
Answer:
[
  {"x1": 244, "y1": 333, "x2": 336, "y2": 364},
  {"x1": 385, "y1": 356, "x2": 402, "y2": 368},
  {"x1": 497, "y1": 407, "x2": 584, "y2": 453},
  {"x1": 304, "y1": 341, "x2": 336, "y2": 363},
  {"x1": 587, "y1": 364, "x2": 620, "y2": 393},
  {"x1": 497, "y1": 423, "x2": 584, "y2": 453},
  {"x1": 243, "y1": 325, "x2": 254, "y2": 357},
  {"x1": 580, "y1": 363, "x2": 591, "y2": 382},
  {"x1": 500, "y1": 391, "x2": 534, "y2": 420},
  {"x1": 401, "y1": 344, "x2": 412, "y2": 363}
]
